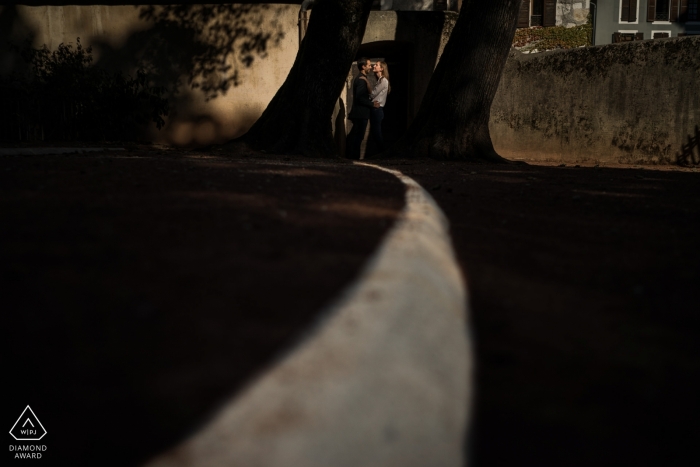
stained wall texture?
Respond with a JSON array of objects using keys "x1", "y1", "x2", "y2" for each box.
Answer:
[
  {"x1": 490, "y1": 36, "x2": 700, "y2": 164},
  {"x1": 0, "y1": 4, "x2": 300, "y2": 146},
  {"x1": 0, "y1": 5, "x2": 455, "y2": 148}
]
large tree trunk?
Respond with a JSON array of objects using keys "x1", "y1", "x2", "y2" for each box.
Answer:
[
  {"x1": 392, "y1": 0, "x2": 522, "y2": 161},
  {"x1": 240, "y1": 0, "x2": 374, "y2": 158}
]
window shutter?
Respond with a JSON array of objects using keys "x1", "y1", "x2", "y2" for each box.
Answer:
[
  {"x1": 630, "y1": 0, "x2": 638, "y2": 21},
  {"x1": 612, "y1": 32, "x2": 621, "y2": 43},
  {"x1": 680, "y1": 0, "x2": 688, "y2": 18},
  {"x1": 621, "y1": 0, "x2": 630, "y2": 21},
  {"x1": 648, "y1": 0, "x2": 657, "y2": 21},
  {"x1": 671, "y1": 0, "x2": 680, "y2": 20},
  {"x1": 517, "y1": 0, "x2": 531, "y2": 28},
  {"x1": 543, "y1": 0, "x2": 557, "y2": 27},
  {"x1": 636, "y1": 32, "x2": 644, "y2": 40}
]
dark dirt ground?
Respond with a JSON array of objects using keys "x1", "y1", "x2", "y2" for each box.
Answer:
[
  {"x1": 383, "y1": 159, "x2": 700, "y2": 467},
  {"x1": 2, "y1": 147, "x2": 699, "y2": 466},
  {"x1": 1, "y1": 149, "x2": 404, "y2": 466}
]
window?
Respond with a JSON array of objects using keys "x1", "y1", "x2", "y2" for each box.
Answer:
[
  {"x1": 542, "y1": 0, "x2": 557, "y2": 26},
  {"x1": 531, "y1": 0, "x2": 544, "y2": 26},
  {"x1": 656, "y1": 0, "x2": 670, "y2": 21},
  {"x1": 515, "y1": 0, "x2": 556, "y2": 29},
  {"x1": 686, "y1": 0, "x2": 700, "y2": 21},
  {"x1": 646, "y1": 0, "x2": 700, "y2": 21},
  {"x1": 620, "y1": 0, "x2": 639, "y2": 23},
  {"x1": 612, "y1": 31, "x2": 644, "y2": 42},
  {"x1": 652, "y1": 31, "x2": 671, "y2": 38}
]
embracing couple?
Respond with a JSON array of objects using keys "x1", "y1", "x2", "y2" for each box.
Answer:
[{"x1": 346, "y1": 57, "x2": 391, "y2": 160}]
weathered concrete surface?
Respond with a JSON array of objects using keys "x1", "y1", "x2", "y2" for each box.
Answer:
[
  {"x1": 144, "y1": 164, "x2": 471, "y2": 467},
  {"x1": 6, "y1": 5, "x2": 695, "y2": 165},
  {"x1": 383, "y1": 0, "x2": 434, "y2": 10},
  {"x1": 491, "y1": 36, "x2": 700, "y2": 164},
  {"x1": 0, "y1": 5, "x2": 300, "y2": 146},
  {"x1": 1, "y1": 6, "x2": 455, "y2": 148}
]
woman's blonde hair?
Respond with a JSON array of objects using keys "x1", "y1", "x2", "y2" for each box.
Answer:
[{"x1": 378, "y1": 61, "x2": 391, "y2": 94}]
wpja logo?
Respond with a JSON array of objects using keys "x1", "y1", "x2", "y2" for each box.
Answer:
[{"x1": 9, "y1": 406, "x2": 47, "y2": 460}]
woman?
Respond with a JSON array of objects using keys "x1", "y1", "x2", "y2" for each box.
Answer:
[{"x1": 368, "y1": 60, "x2": 390, "y2": 154}]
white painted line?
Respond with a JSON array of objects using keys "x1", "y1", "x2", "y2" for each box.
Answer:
[{"x1": 145, "y1": 163, "x2": 472, "y2": 467}]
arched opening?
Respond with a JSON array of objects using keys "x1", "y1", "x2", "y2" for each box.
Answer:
[{"x1": 354, "y1": 40, "x2": 415, "y2": 156}]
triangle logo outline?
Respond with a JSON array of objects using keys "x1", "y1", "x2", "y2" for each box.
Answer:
[{"x1": 9, "y1": 406, "x2": 47, "y2": 441}]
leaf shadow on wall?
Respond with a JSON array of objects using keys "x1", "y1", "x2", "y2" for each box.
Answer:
[
  {"x1": 89, "y1": 4, "x2": 287, "y2": 145},
  {"x1": 98, "y1": 5, "x2": 285, "y2": 101},
  {"x1": 0, "y1": 4, "x2": 288, "y2": 145}
]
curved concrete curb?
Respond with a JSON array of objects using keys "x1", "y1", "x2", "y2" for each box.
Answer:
[{"x1": 145, "y1": 163, "x2": 472, "y2": 467}]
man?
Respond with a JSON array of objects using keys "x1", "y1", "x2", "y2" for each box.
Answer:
[{"x1": 345, "y1": 57, "x2": 375, "y2": 160}]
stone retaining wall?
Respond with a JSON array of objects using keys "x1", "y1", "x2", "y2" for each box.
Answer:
[{"x1": 491, "y1": 36, "x2": 700, "y2": 164}]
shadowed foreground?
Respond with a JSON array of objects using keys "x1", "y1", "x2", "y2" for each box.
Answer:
[
  {"x1": 388, "y1": 160, "x2": 700, "y2": 467},
  {"x1": 1, "y1": 150, "x2": 404, "y2": 466}
]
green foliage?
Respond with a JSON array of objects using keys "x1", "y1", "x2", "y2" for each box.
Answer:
[
  {"x1": 513, "y1": 23, "x2": 593, "y2": 52},
  {"x1": 0, "y1": 38, "x2": 169, "y2": 142}
]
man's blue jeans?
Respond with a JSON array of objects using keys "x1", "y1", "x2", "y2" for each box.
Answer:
[
  {"x1": 346, "y1": 118, "x2": 368, "y2": 160},
  {"x1": 369, "y1": 107, "x2": 385, "y2": 152}
]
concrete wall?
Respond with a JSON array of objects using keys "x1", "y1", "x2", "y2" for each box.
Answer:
[
  {"x1": 4, "y1": 4, "x2": 697, "y2": 164},
  {"x1": 0, "y1": 4, "x2": 300, "y2": 146},
  {"x1": 490, "y1": 35, "x2": 700, "y2": 164},
  {"x1": 383, "y1": 0, "x2": 434, "y2": 10},
  {"x1": 0, "y1": 5, "x2": 454, "y2": 148}
]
